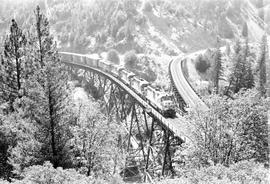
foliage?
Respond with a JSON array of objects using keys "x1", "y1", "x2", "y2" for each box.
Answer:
[
  {"x1": 124, "y1": 50, "x2": 139, "y2": 70},
  {"x1": 242, "y1": 38, "x2": 254, "y2": 90},
  {"x1": 257, "y1": 34, "x2": 268, "y2": 96},
  {"x1": 0, "y1": 6, "x2": 73, "y2": 177},
  {"x1": 0, "y1": 20, "x2": 27, "y2": 110},
  {"x1": 0, "y1": 161, "x2": 124, "y2": 184},
  {"x1": 185, "y1": 89, "x2": 269, "y2": 167},
  {"x1": 195, "y1": 54, "x2": 210, "y2": 73},
  {"x1": 212, "y1": 47, "x2": 223, "y2": 93},
  {"x1": 227, "y1": 39, "x2": 254, "y2": 94},
  {"x1": 174, "y1": 161, "x2": 269, "y2": 184},
  {"x1": 68, "y1": 98, "x2": 125, "y2": 177},
  {"x1": 107, "y1": 49, "x2": 120, "y2": 65},
  {"x1": 0, "y1": 19, "x2": 30, "y2": 180},
  {"x1": 143, "y1": 1, "x2": 153, "y2": 12},
  {"x1": 1, "y1": 104, "x2": 41, "y2": 175}
]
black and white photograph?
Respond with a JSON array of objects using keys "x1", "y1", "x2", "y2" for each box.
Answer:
[{"x1": 0, "y1": 0, "x2": 269, "y2": 183}]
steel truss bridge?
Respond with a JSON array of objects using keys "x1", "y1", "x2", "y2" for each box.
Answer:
[{"x1": 60, "y1": 52, "x2": 207, "y2": 181}]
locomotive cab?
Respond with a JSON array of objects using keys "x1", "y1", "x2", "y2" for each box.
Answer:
[{"x1": 159, "y1": 95, "x2": 176, "y2": 118}]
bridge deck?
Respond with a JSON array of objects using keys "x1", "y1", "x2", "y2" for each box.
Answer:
[
  {"x1": 63, "y1": 61, "x2": 191, "y2": 141},
  {"x1": 170, "y1": 57, "x2": 209, "y2": 111}
]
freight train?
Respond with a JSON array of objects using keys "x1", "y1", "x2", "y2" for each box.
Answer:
[{"x1": 60, "y1": 52, "x2": 176, "y2": 118}]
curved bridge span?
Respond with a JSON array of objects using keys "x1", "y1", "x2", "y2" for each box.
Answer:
[
  {"x1": 60, "y1": 52, "x2": 187, "y2": 138},
  {"x1": 170, "y1": 57, "x2": 209, "y2": 111},
  {"x1": 60, "y1": 52, "x2": 192, "y2": 178}
]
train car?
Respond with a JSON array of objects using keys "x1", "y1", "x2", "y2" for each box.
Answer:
[
  {"x1": 93, "y1": 59, "x2": 99, "y2": 67},
  {"x1": 130, "y1": 77, "x2": 141, "y2": 93},
  {"x1": 111, "y1": 63, "x2": 120, "y2": 76},
  {"x1": 72, "y1": 54, "x2": 82, "y2": 64},
  {"x1": 82, "y1": 56, "x2": 87, "y2": 64},
  {"x1": 85, "y1": 57, "x2": 94, "y2": 66},
  {"x1": 99, "y1": 60, "x2": 111, "y2": 72},
  {"x1": 119, "y1": 69, "x2": 130, "y2": 84},
  {"x1": 127, "y1": 72, "x2": 136, "y2": 85},
  {"x1": 140, "y1": 79, "x2": 150, "y2": 96},
  {"x1": 145, "y1": 86, "x2": 158, "y2": 103}
]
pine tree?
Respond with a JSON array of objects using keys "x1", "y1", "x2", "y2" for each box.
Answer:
[
  {"x1": 0, "y1": 20, "x2": 27, "y2": 110},
  {"x1": 212, "y1": 38, "x2": 223, "y2": 94},
  {"x1": 258, "y1": 34, "x2": 267, "y2": 96},
  {"x1": 31, "y1": 6, "x2": 53, "y2": 67},
  {"x1": 19, "y1": 6, "x2": 72, "y2": 168},
  {"x1": 26, "y1": 55, "x2": 71, "y2": 168},
  {"x1": 242, "y1": 38, "x2": 254, "y2": 89},
  {"x1": 227, "y1": 38, "x2": 254, "y2": 94},
  {"x1": 227, "y1": 39, "x2": 242, "y2": 94}
]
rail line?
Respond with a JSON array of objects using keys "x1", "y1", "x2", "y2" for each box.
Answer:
[
  {"x1": 170, "y1": 57, "x2": 209, "y2": 111},
  {"x1": 61, "y1": 53, "x2": 193, "y2": 142}
]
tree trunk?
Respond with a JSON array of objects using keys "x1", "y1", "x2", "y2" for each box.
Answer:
[{"x1": 48, "y1": 87, "x2": 57, "y2": 167}]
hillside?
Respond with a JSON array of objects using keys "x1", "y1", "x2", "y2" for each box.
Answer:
[
  {"x1": 0, "y1": 0, "x2": 269, "y2": 91},
  {"x1": 0, "y1": 0, "x2": 269, "y2": 54}
]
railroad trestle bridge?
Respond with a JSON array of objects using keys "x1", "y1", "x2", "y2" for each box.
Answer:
[{"x1": 60, "y1": 52, "x2": 206, "y2": 180}]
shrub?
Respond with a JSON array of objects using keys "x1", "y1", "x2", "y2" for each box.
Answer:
[
  {"x1": 143, "y1": 1, "x2": 153, "y2": 12},
  {"x1": 158, "y1": 161, "x2": 269, "y2": 183},
  {"x1": 184, "y1": 90, "x2": 270, "y2": 167},
  {"x1": 107, "y1": 49, "x2": 120, "y2": 65},
  {"x1": 6, "y1": 162, "x2": 125, "y2": 184},
  {"x1": 195, "y1": 55, "x2": 211, "y2": 73},
  {"x1": 184, "y1": 161, "x2": 269, "y2": 184},
  {"x1": 124, "y1": 50, "x2": 139, "y2": 69},
  {"x1": 135, "y1": 14, "x2": 147, "y2": 26}
]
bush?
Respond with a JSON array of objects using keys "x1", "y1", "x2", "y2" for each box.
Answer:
[
  {"x1": 124, "y1": 50, "x2": 139, "y2": 69},
  {"x1": 195, "y1": 55, "x2": 211, "y2": 73},
  {"x1": 185, "y1": 161, "x2": 269, "y2": 184},
  {"x1": 5, "y1": 162, "x2": 125, "y2": 184},
  {"x1": 157, "y1": 161, "x2": 269, "y2": 184},
  {"x1": 135, "y1": 14, "x2": 147, "y2": 26},
  {"x1": 107, "y1": 49, "x2": 120, "y2": 64},
  {"x1": 184, "y1": 90, "x2": 270, "y2": 167},
  {"x1": 143, "y1": 1, "x2": 153, "y2": 12}
]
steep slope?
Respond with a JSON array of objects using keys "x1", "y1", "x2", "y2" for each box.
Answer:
[{"x1": 0, "y1": 0, "x2": 269, "y2": 91}]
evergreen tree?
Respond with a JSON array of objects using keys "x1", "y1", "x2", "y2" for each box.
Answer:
[
  {"x1": 212, "y1": 38, "x2": 223, "y2": 94},
  {"x1": 228, "y1": 38, "x2": 255, "y2": 95},
  {"x1": 242, "y1": 38, "x2": 254, "y2": 89},
  {"x1": 0, "y1": 20, "x2": 27, "y2": 109},
  {"x1": 227, "y1": 39, "x2": 252, "y2": 94},
  {"x1": 13, "y1": 6, "x2": 72, "y2": 169},
  {"x1": 31, "y1": 6, "x2": 53, "y2": 67},
  {"x1": 258, "y1": 34, "x2": 268, "y2": 96},
  {"x1": 25, "y1": 55, "x2": 71, "y2": 168}
]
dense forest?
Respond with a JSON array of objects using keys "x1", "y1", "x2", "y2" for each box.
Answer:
[{"x1": 0, "y1": 0, "x2": 269, "y2": 184}]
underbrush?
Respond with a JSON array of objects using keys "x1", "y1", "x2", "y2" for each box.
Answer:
[{"x1": 155, "y1": 161, "x2": 269, "y2": 184}]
